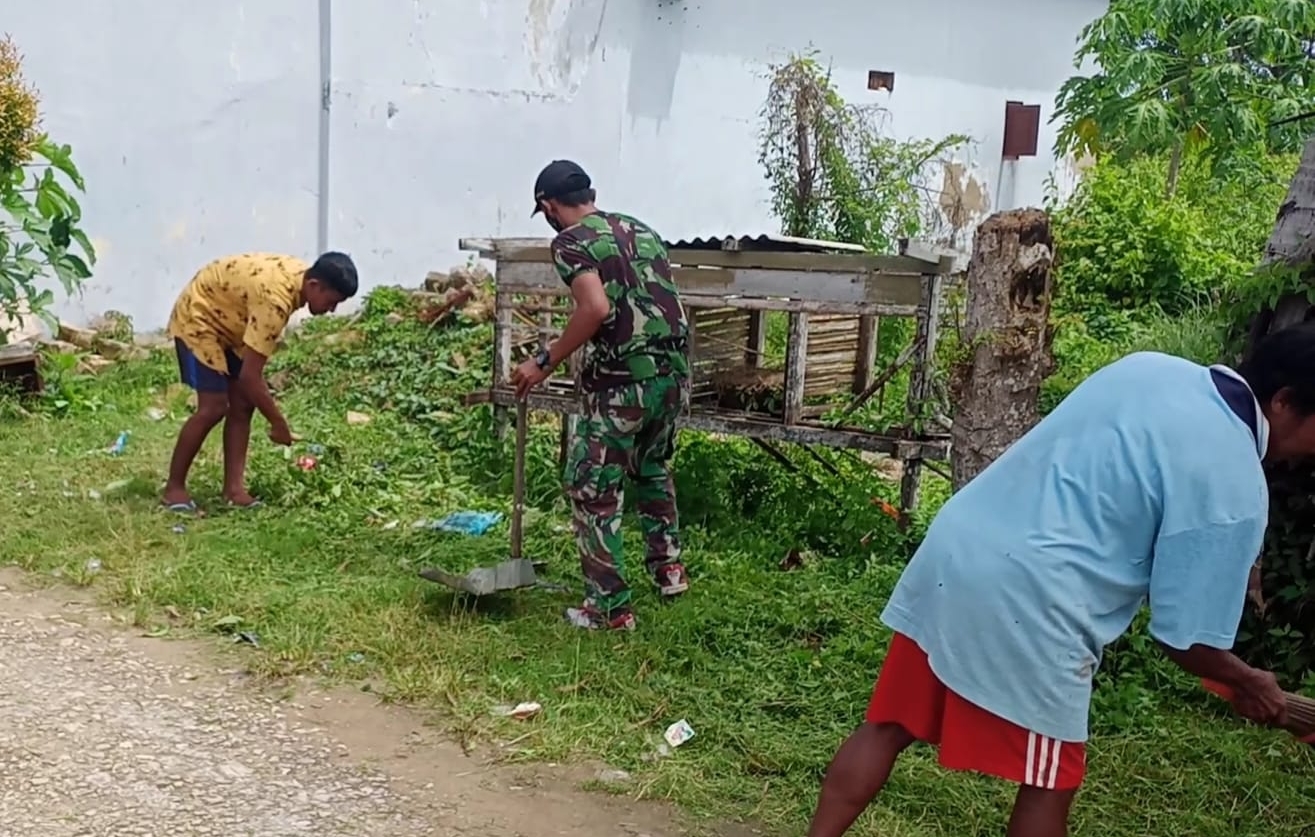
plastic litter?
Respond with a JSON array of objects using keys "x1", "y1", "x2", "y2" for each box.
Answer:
[
  {"x1": 432, "y1": 510, "x2": 503, "y2": 535},
  {"x1": 107, "y1": 431, "x2": 130, "y2": 456},
  {"x1": 663, "y1": 719, "x2": 695, "y2": 749},
  {"x1": 492, "y1": 701, "x2": 542, "y2": 720}
]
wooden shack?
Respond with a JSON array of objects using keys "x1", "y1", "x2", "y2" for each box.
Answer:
[{"x1": 459, "y1": 233, "x2": 952, "y2": 556}]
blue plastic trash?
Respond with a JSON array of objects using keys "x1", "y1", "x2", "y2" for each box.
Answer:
[{"x1": 432, "y1": 511, "x2": 504, "y2": 536}]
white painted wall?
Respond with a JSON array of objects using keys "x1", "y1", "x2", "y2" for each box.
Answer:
[{"x1": 10, "y1": 0, "x2": 1105, "y2": 330}]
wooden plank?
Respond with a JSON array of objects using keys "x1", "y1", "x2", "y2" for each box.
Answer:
[
  {"x1": 493, "y1": 261, "x2": 923, "y2": 307},
  {"x1": 783, "y1": 312, "x2": 809, "y2": 425},
  {"x1": 687, "y1": 268, "x2": 922, "y2": 307},
  {"x1": 460, "y1": 237, "x2": 550, "y2": 260},
  {"x1": 681, "y1": 247, "x2": 949, "y2": 274},
  {"x1": 465, "y1": 388, "x2": 951, "y2": 459},
  {"x1": 687, "y1": 296, "x2": 914, "y2": 317},
  {"x1": 490, "y1": 278, "x2": 917, "y2": 316},
  {"x1": 854, "y1": 315, "x2": 878, "y2": 395},
  {"x1": 471, "y1": 238, "x2": 946, "y2": 274}
]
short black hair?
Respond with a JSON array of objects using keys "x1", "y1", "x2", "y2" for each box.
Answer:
[
  {"x1": 553, "y1": 187, "x2": 596, "y2": 207},
  {"x1": 1238, "y1": 321, "x2": 1315, "y2": 415},
  {"x1": 308, "y1": 251, "x2": 359, "y2": 298}
]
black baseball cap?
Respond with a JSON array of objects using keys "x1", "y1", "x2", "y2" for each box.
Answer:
[{"x1": 532, "y1": 159, "x2": 592, "y2": 215}]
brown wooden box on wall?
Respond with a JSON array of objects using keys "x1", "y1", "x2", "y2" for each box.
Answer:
[{"x1": 1002, "y1": 101, "x2": 1041, "y2": 159}]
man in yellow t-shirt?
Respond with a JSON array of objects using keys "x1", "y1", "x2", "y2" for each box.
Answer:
[{"x1": 162, "y1": 251, "x2": 359, "y2": 512}]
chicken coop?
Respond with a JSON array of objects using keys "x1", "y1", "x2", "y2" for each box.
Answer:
[{"x1": 459, "y1": 233, "x2": 953, "y2": 559}]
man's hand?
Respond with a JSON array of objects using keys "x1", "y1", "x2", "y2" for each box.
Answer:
[
  {"x1": 1232, "y1": 667, "x2": 1288, "y2": 727},
  {"x1": 267, "y1": 420, "x2": 296, "y2": 446},
  {"x1": 510, "y1": 358, "x2": 549, "y2": 400}
]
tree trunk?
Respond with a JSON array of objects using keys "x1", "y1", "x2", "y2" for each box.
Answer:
[
  {"x1": 950, "y1": 209, "x2": 1056, "y2": 490},
  {"x1": 1165, "y1": 140, "x2": 1183, "y2": 199},
  {"x1": 1242, "y1": 134, "x2": 1315, "y2": 360},
  {"x1": 1262, "y1": 135, "x2": 1315, "y2": 269}
]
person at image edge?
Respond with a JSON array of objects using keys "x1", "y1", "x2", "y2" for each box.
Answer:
[{"x1": 806, "y1": 325, "x2": 1311, "y2": 837}]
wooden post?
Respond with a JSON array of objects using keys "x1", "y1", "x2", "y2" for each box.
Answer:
[
  {"x1": 853, "y1": 314, "x2": 879, "y2": 394},
  {"x1": 783, "y1": 312, "x2": 809, "y2": 424},
  {"x1": 899, "y1": 269, "x2": 944, "y2": 520},
  {"x1": 949, "y1": 209, "x2": 1055, "y2": 491},
  {"x1": 492, "y1": 292, "x2": 513, "y2": 440},
  {"x1": 510, "y1": 400, "x2": 528, "y2": 561},
  {"x1": 746, "y1": 311, "x2": 767, "y2": 367}
]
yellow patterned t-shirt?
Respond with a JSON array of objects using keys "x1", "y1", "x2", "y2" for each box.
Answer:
[{"x1": 167, "y1": 253, "x2": 307, "y2": 373}]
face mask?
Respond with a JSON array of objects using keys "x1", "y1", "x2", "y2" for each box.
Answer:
[{"x1": 545, "y1": 210, "x2": 564, "y2": 232}]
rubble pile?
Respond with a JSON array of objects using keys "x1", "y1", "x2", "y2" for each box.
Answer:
[
  {"x1": 413, "y1": 263, "x2": 495, "y2": 326},
  {"x1": 44, "y1": 310, "x2": 170, "y2": 375}
]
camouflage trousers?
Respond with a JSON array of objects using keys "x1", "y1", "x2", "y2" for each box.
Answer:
[{"x1": 563, "y1": 374, "x2": 688, "y2": 615}]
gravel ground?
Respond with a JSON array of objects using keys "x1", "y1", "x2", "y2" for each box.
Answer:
[
  {"x1": 0, "y1": 593, "x2": 434, "y2": 836},
  {"x1": 0, "y1": 572, "x2": 698, "y2": 837}
]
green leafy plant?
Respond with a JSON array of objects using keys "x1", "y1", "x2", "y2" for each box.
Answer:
[
  {"x1": 755, "y1": 51, "x2": 966, "y2": 429},
  {"x1": 1050, "y1": 151, "x2": 1293, "y2": 316},
  {"x1": 1042, "y1": 150, "x2": 1290, "y2": 409},
  {"x1": 0, "y1": 35, "x2": 95, "y2": 343},
  {"x1": 1053, "y1": 0, "x2": 1315, "y2": 196},
  {"x1": 757, "y1": 51, "x2": 969, "y2": 252}
]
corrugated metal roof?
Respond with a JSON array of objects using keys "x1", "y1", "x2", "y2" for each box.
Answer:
[{"x1": 663, "y1": 233, "x2": 866, "y2": 254}]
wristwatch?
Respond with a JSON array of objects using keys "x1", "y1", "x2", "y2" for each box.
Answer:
[{"x1": 534, "y1": 348, "x2": 552, "y2": 370}]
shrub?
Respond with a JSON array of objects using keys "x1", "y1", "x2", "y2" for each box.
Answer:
[
  {"x1": 1050, "y1": 151, "x2": 1293, "y2": 318},
  {"x1": 0, "y1": 35, "x2": 96, "y2": 342}
]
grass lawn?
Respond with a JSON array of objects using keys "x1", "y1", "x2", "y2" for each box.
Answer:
[{"x1": 1, "y1": 289, "x2": 1312, "y2": 836}]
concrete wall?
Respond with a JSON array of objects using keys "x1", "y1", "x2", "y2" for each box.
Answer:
[{"x1": 10, "y1": 0, "x2": 1105, "y2": 330}]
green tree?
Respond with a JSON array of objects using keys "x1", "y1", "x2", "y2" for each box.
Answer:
[
  {"x1": 1053, "y1": 0, "x2": 1315, "y2": 197},
  {"x1": 756, "y1": 52, "x2": 968, "y2": 252},
  {"x1": 0, "y1": 35, "x2": 95, "y2": 343}
]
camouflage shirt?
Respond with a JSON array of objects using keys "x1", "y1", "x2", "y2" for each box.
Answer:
[{"x1": 551, "y1": 211, "x2": 690, "y2": 392}]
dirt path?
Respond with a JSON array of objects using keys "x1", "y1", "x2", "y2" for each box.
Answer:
[{"x1": 0, "y1": 568, "x2": 713, "y2": 837}]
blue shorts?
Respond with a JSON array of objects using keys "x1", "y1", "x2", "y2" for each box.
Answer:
[{"x1": 175, "y1": 338, "x2": 242, "y2": 393}]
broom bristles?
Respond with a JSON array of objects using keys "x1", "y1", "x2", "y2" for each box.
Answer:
[{"x1": 1283, "y1": 691, "x2": 1315, "y2": 735}]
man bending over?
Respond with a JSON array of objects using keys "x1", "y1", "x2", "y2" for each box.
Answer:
[
  {"x1": 807, "y1": 325, "x2": 1315, "y2": 837},
  {"x1": 162, "y1": 251, "x2": 358, "y2": 512}
]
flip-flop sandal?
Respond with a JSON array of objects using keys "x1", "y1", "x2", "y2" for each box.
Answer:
[
  {"x1": 162, "y1": 500, "x2": 200, "y2": 515},
  {"x1": 227, "y1": 499, "x2": 264, "y2": 510}
]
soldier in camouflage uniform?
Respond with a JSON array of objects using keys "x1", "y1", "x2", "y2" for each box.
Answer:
[{"x1": 510, "y1": 160, "x2": 691, "y2": 630}]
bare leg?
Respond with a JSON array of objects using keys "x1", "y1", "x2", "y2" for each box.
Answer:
[
  {"x1": 1006, "y1": 785, "x2": 1077, "y2": 837},
  {"x1": 163, "y1": 391, "x2": 228, "y2": 505},
  {"x1": 221, "y1": 387, "x2": 257, "y2": 505},
  {"x1": 807, "y1": 722, "x2": 915, "y2": 837}
]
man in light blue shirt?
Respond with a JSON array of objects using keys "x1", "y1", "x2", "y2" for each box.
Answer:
[{"x1": 808, "y1": 324, "x2": 1315, "y2": 837}]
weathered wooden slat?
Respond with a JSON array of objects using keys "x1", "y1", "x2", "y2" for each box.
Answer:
[
  {"x1": 807, "y1": 336, "x2": 860, "y2": 349},
  {"x1": 465, "y1": 388, "x2": 951, "y2": 459},
  {"x1": 808, "y1": 314, "x2": 861, "y2": 325},
  {"x1": 493, "y1": 280, "x2": 917, "y2": 316},
  {"x1": 854, "y1": 315, "x2": 879, "y2": 395},
  {"x1": 808, "y1": 323, "x2": 862, "y2": 336},
  {"x1": 492, "y1": 261, "x2": 923, "y2": 308},
  {"x1": 806, "y1": 354, "x2": 860, "y2": 368},
  {"x1": 784, "y1": 312, "x2": 809, "y2": 425},
  {"x1": 461, "y1": 237, "x2": 948, "y2": 275}
]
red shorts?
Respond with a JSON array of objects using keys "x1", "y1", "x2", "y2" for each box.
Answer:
[{"x1": 866, "y1": 632, "x2": 1086, "y2": 790}]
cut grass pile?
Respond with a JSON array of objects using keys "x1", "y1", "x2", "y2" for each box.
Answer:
[{"x1": 0, "y1": 288, "x2": 1312, "y2": 836}]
